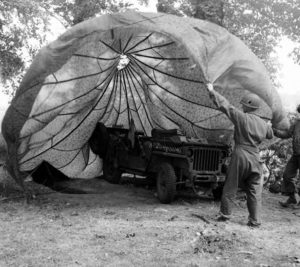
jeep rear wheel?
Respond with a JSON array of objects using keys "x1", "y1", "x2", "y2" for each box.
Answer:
[
  {"x1": 156, "y1": 162, "x2": 177, "y2": 204},
  {"x1": 103, "y1": 157, "x2": 122, "y2": 184}
]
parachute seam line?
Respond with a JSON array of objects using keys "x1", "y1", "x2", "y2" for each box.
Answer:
[
  {"x1": 127, "y1": 41, "x2": 175, "y2": 55},
  {"x1": 126, "y1": 64, "x2": 154, "y2": 129},
  {"x1": 115, "y1": 14, "x2": 166, "y2": 29},
  {"x1": 42, "y1": 61, "x2": 117, "y2": 86},
  {"x1": 52, "y1": 73, "x2": 58, "y2": 82},
  {"x1": 29, "y1": 116, "x2": 48, "y2": 124},
  {"x1": 94, "y1": 68, "x2": 119, "y2": 123},
  {"x1": 82, "y1": 145, "x2": 90, "y2": 166},
  {"x1": 133, "y1": 53, "x2": 189, "y2": 61},
  {"x1": 87, "y1": 154, "x2": 97, "y2": 166},
  {"x1": 122, "y1": 34, "x2": 134, "y2": 53},
  {"x1": 129, "y1": 53, "x2": 204, "y2": 84},
  {"x1": 103, "y1": 72, "x2": 121, "y2": 125},
  {"x1": 33, "y1": 83, "x2": 58, "y2": 113},
  {"x1": 96, "y1": 59, "x2": 103, "y2": 71},
  {"x1": 128, "y1": 64, "x2": 200, "y2": 128},
  {"x1": 19, "y1": 62, "x2": 118, "y2": 165},
  {"x1": 119, "y1": 38, "x2": 122, "y2": 53},
  {"x1": 52, "y1": 146, "x2": 83, "y2": 152},
  {"x1": 123, "y1": 67, "x2": 147, "y2": 133},
  {"x1": 58, "y1": 111, "x2": 80, "y2": 116},
  {"x1": 10, "y1": 104, "x2": 28, "y2": 118},
  {"x1": 144, "y1": 80, "x2": 229, "y2": 132},
  {"x1": 195, "y1": 112, "x2": 224, "y2": 124},
  {"x1": 120, "y1": 68, "x2": 132, "y2": 127},
  {"x1": 93, "y1": 106, "x2": 107, "y2": 111},
  {"x1": 30, "y1": 61, "x2": 119, "y2": 119},
  {"x1": 14, "y1": 80, "x2": 42, "y2": 100},
  {"x1": 73, "y1": 53, "x2": 119, "y2": 61},
  {"x1": 102, "y1": 71, "x2": 120, "y2": 123},
  {"x1": 128, "y1": 55, "x2": 208, "y2": 107},
  {"x1": 56, "y1": 147, "x2": 83, "y2": 170},
  {"x1": 113, "y1": 72, "x2": 122, "y2": 125},
  {"x1": 124, "y1": 32, "x2": 153, "y2": 54},
  {"x1": 159, "y1": 112, "x2": 180, "y2": 128},
  {"x1": 100, "y1": 40, "x2": 121, "y2": 54}
]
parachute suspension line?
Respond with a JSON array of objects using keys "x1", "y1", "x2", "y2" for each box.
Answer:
[
  {"x1": 19, "y1": 60, "x2": 119, "y2": 164},
  {"x1": 123, "y1": 67, "x2": 148, "y2": 134}
]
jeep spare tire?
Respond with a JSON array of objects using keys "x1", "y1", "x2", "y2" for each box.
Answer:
[{"x1": 156, "y1": 162, "x2": 177, "y2": 204}]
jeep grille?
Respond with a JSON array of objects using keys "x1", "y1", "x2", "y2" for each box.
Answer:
[{"x1": 193, "y1": 148, "x2": 221, "y2": 172}]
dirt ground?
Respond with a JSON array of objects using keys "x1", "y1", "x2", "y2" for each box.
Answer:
[{"x1": 0, "y1": 171, "x2": 300, "y2": 267}]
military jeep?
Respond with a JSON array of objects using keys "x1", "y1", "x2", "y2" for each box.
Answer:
[{"x1": 102, "y1": 126, "x2": 230, "y2": 204}]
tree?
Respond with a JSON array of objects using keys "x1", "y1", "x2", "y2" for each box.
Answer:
[
  {"x1": 0, "y1": 0, "x2": 134, "y2": 97},
  {"x1": 1, "y1": 0, "x2": 300, "y2": 96},
  {"x1": 0, "y1": 0, "x2": 53, "y2": 96},
  {"x1": 157, "y1": 0, "x2": 300, "y2": 84}
]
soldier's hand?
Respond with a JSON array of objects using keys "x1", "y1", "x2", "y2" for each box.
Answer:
[{"x1": 206, "y1": 83, "x2": 214, "y2": 92}]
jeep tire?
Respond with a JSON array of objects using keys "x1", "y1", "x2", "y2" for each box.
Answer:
[
  {"x1": 156, "y1": 162, "x2": 177, "y2": 204},
  {"x1": 103, "y1": 156, "x2": 122, "y2": 184},
  {"x1": 212, "y1": 185, "x2": 223, "y2": 200}
]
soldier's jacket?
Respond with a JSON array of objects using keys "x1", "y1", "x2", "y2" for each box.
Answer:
[
  {"x1": 274, "y1": 119, "x2": 300, "y2": 156},
  {"x1": 209, "y1": 90, "x2": 274, "y2": 156}
]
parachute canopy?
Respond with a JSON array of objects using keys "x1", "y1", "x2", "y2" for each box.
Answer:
[{"x1": 2, "y1": 11, "x2": 287, "y2": 183}]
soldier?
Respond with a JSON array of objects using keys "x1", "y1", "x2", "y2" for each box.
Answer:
[
  {"x1": 273, "y1": 104, "x2": 300, "y2": 208},
  {"x1": 205, "y1": 84, "x2": 273, "y2": 227}
]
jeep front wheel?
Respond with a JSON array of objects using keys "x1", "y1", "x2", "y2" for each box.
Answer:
[
  {"x1": 212, "y1": 185, "x2": 223, "y2": 200},
  {"x1": 156, "y1": 162, "x2": 177, "y2": 204}
]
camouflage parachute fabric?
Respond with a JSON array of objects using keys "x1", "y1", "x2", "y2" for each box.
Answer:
[{"x1": 2, "y1": 11, "x2": 287, "y2": 184}]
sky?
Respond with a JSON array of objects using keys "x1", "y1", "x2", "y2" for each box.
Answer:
[
  {"x1": 276, "y1": 38, "x2": 300, "y2": 112},
  {"x1": 0, "y1": 1, "x2": 299, "y2": 124}
]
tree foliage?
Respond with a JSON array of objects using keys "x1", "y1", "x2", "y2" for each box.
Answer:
[
  {"x1": 0, "y1": 0, "x2": 134, "y2": 96},
  {"x1": 157, "y1": 0, "x2": 300, "y2": 84},
  {"x1": 1, "y1": 0, "x2": 300, "y2": 96},
  {"x1": 0, "y1": 0, "x2": 53, "y2": 95}
]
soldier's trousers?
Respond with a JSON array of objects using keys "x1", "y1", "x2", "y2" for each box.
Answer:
[
  {"x1": 282, "y1": 155, "x2": 300, "y2": 194},
  {"x1": 220, "y1": 146, "x2": 263, "y2": 224}
]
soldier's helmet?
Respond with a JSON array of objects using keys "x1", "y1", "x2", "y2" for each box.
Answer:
[{"x1": 240, "y1": 93, "x2": 261, "y2": 110}]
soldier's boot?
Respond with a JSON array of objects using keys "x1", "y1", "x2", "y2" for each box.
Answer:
[{"x1": 279, "y1": 193, "x2": 298, "y2": 208}]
